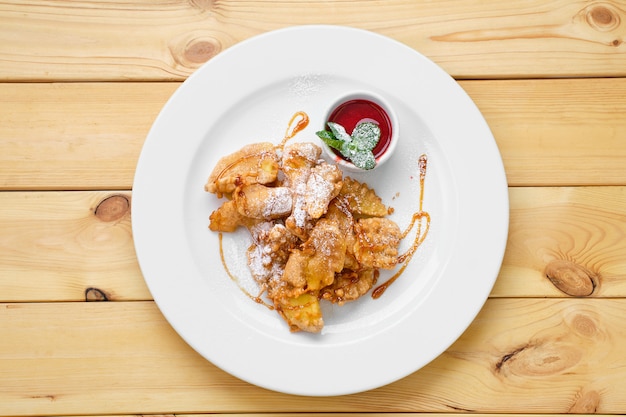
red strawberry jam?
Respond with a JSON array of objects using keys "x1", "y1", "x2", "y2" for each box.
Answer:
[{"x1": 327, "y1": 98, "x2": 393, "y2": 160}]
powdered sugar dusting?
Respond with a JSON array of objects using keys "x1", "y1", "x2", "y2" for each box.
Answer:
[
  {"x1": 262, "y1": 187, "x2": 293, "y2": 219},
  {"x1": 291, "y1": 182, "x2": 308, "y2": 228},
  {"x1": 305, "y1": 161, "x2": 342, "y2": 219}
]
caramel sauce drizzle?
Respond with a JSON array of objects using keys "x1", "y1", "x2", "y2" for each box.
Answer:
[
  {"x1": 219, "y1": 233, "x2": 274, "y2": 309},
  {"x1": 216, "y1": 112, "x2": 309, "y2": 308},
  {"x1": 372, "y1": 154, "x2": 430, "y2": 299},
  {"x1": 281, "y1": 111, "x2": 309, "y2": 146},
  {"x1": 213, "y1": 111, "x2": 309, "y2": 187},
  {"x1": 214, "y1": 112, "x2": 429, "y2": 306}
]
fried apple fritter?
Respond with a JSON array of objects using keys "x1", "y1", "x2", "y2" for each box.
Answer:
[
  {"x1": 205, "y1": 142, "x2": 279, "y2": 197},
  {"x1": 320, "y1": 268, "x2": 379, "y2": 306},
  {"x1": 206, "y1": 138, "x2": 412, "y2": 333},
  {"x1": 282, "y1": 218, "x2": 346, "y2": 292},
  {"x1": 209, "y1": 200, "x2": 259, "y2": 232},
  {"x1": 304, "y1": 162, "x2": 343, "y2": 219},
  {"x1": 274, "y1": 292, "x2": 323, "y2": 333},
  {"x1": 353, "y1": 217, "x2": 402, "y2": 269},
  {"x1": 325, "y1": 198, "x2": 359, "y2": 270},
  {"x1": 233, "y1": 183, "x2": 293, "y2": 220},
  {"x1": 339, "y1": 177, "x2": 390, "y2": 217},
  {"x1": 282, "y1": 142, "x2": 322, "y2": 240},
  {"x1": 247, "y1": 222, "x2": 298, "y2": 286}
]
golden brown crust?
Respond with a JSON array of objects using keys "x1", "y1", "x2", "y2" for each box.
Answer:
[
  {"x1": 353, "y1": 217, "x2": 402, "y2": 269},
  {"x1": 233, "y1": 184, "x2": 293, "y2": 220},
  {"x1": 339, "y1": 177, "x2": 389, "y2": 217},
  {"x1": 206, "y1": 141, "x2": 403, "y2": 333},
  {"x1": 205, "y1": 142, "x2": 279, "y2": 197},
  {"x1": 320, "y1": 269, "x2": 379, "y2": 306}
]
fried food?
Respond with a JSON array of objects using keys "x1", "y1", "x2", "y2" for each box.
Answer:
[
  {"x1": 233, "y1": 184, "x2": 293, "y2": 220},
  {"x1": 207, "y1": 141, "x2": 403, "y2": 333},
  {"x1": 340, "y1": 177, "x2": 389, "y2": 217},
  {"x1": 247, "y1": 222, "x2": 298, "y2": 286},
  {"x1": 320, "y1": 268, "x2": 379, "y2": 305},
  {"x1": 209, "y1": 200, "x2": 258, "y2": 232},
  {"x1": 305, "y1": 162, "x2": 343, "y2": 219},
  {"x1": 282, "y1": 218, "x2": 346, "y2": 291},
  {"x1": 353, "y1": 217, "x2": 402, "y2": 269},
  {"x1": 205, "y1": 142, "x2": 279, "y2": 198},
  {"x1": 275, "y1": 292, "x2": 324, "y2": 333},
  {"x1": 282, "y1": 142, "x2": 323, "y2": 240}
]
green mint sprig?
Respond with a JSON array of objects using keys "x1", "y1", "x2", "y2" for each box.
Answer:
[{"x1": 316, "y1": 121, "x2": 381, "y2": 170}]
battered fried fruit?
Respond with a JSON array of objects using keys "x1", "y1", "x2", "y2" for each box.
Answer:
[
  {"x1": 275, "y1": 292, "x2": 324, "y2": 333},
  {"x1": 325, "y1": 198, "x2": 359, "y2": 270},
  {"x1": 247, "y1": 222, "x2": 298, "y2": 286},
  {"x1": 281, "y1": 142, "x2": 322, "y2": 240},
  {"x1": 339, "y1": 177, "x2": 389, "y2": 217},
  {"x1": 205, "y1": 142, "x2": 279, "y2": 198},
  {"x1": 233, "y1": 184, "x2": 293, "y2": 220},
  {"x1": 207, "y1": 141, "x2": 403, "y2": 333},
  {"x1": 353, "y1": 217, "x2": 402, "y2": 269},
  {"x1": 209, "y1": 200, "x2": 258, "y2": 232},
  {"x1": 282, "y1": 218, "x2": 346, "y2": 291},
  {"x1": 320, "y1": 268, "x2": 379, "y2": 305},
  {"x1": 304, "y1": 162, "x2": 343, "y2": 219}
]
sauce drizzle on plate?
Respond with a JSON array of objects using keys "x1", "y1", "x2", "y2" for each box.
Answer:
[
  {"x1": 214, "y1": 113, "x2": 430, "y2": 316},
  {"x1": 372, "y1": 154, "x2": 430, "y2": 299}
]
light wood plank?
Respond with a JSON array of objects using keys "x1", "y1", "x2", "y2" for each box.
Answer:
[
  {"x1": 0, "y1": 82, "x2": 178, "y2": 190},
  {"x1": 56, "y1": 415, "x2": 618, "y2": 417},
  {"x1": 0, "y1": 299, "x2": 624, "y2": 415},
  {"x1": 462, "y1": 78, "x2": 626, "y2": 186},
  {"x1": 493, "y1": 186, "x2": 626, "y2": 297},
  {"x1": 178, "y1": 413, "x2": 610, "y2": 417},
  {"x1": 1, "y1": 1, "x2": 625, "y2": 81},
  {"x1": 59, "y1": 413, "x2": 611, "y2": 417},
  {"x1": 1, "y1": 186, "x2": 625, "y2": 302},
  {"x1": 0, "y1": 191, "x2": 149, "y2": 302},
  {"x1": 1, "y1": 78, "x2": 626, "y2": 190}
]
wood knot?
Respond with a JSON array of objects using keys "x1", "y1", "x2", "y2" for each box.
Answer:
[
  {"x1": 585, "y1": 4, "x2": 621, "y2": 32},
  {"x1": 545, "y1": 259, "x2": 597, "y2": 296},
  {"x1": 494, "y1": 341, "x2": 582, "y2": 377},
  {"x1": 569, "y1": 389, "x2": 600, "y2": 413},
  {"x1": 570, "y1": 314, "x2": 599, "y2": 338},
  {"x1": 184, "y1": 39, "x2": 218, "y2": 64},
  {"x1": 170, "y1": 33, "x2": 222, "y2": 70},
  {"x1": 94, "y1": 194, "x2": 130, "y2": 222},
  {"x1": 85, "y1": 287, "x2": 109, "y2": 301}
]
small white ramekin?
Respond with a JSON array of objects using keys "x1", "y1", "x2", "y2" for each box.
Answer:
[{"x1": 319, "y1": 90, "x2": 399, "y2": 172}]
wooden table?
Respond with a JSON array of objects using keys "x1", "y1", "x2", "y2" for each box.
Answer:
[{"x1": 2, "y1": 1, "x2": 626, "y2": 415}]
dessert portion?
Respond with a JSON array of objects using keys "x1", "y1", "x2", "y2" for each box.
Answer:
[{"x1": 206, "y1": 140, "x2": 401, "y2": 333}]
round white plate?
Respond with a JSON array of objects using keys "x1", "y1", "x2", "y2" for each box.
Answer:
[{"x1": 132, "y1": 25, "x2": 509, "y2": 396}]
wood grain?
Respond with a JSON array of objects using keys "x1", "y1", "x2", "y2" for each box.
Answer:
[
  {"x1": 1, "y1": 299, "x2": 625, "y2": 415},
  {"x1": 1, "y1": 187, "x2": 625, "y2": 302},
  {"x1": 2, "y1": 2, "x2": 626, "y2": 417},
  {"x1": 0, "y1": 82, "x2": 178, "y2": 191},
  {"x1": 31, "y1": 415, "x2": 616, "y2": 417},
  {"x1": 0, "y1": 191, "x2": 148, "y2": 302},
  {"x1": 493, "y1": 186, "x2": 626, "y2": 297},
  {"x1": 462, "y1": 78, "x2": 626, "y2": 187},
  {"x1": 1, "y1": 78, "x2": 626, "y2": 190},
  {"x1": 1, "y1": 1, "x2": 625, "y2": 81}
]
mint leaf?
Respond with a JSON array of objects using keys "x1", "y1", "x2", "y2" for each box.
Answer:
[
  {"x1": 327, "y1": 122, "x2": 352, "y2": 143},
  {"x1": 315, "y1": 121, "x2": 381, "y2": 170},
  {"x1": 316, "y1": 130, "x2": 345, "y2": 153},
  {"x1": 350, "y1": 150, "x2": 376, "y2": 170},
  {"x1": 351, "y1": 122, "x2": 380, "y2": 151}
]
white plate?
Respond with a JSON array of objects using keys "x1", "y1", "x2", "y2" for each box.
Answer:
[{"x1": 132, "y1": 25, "x2": 508, "y2": 396}]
